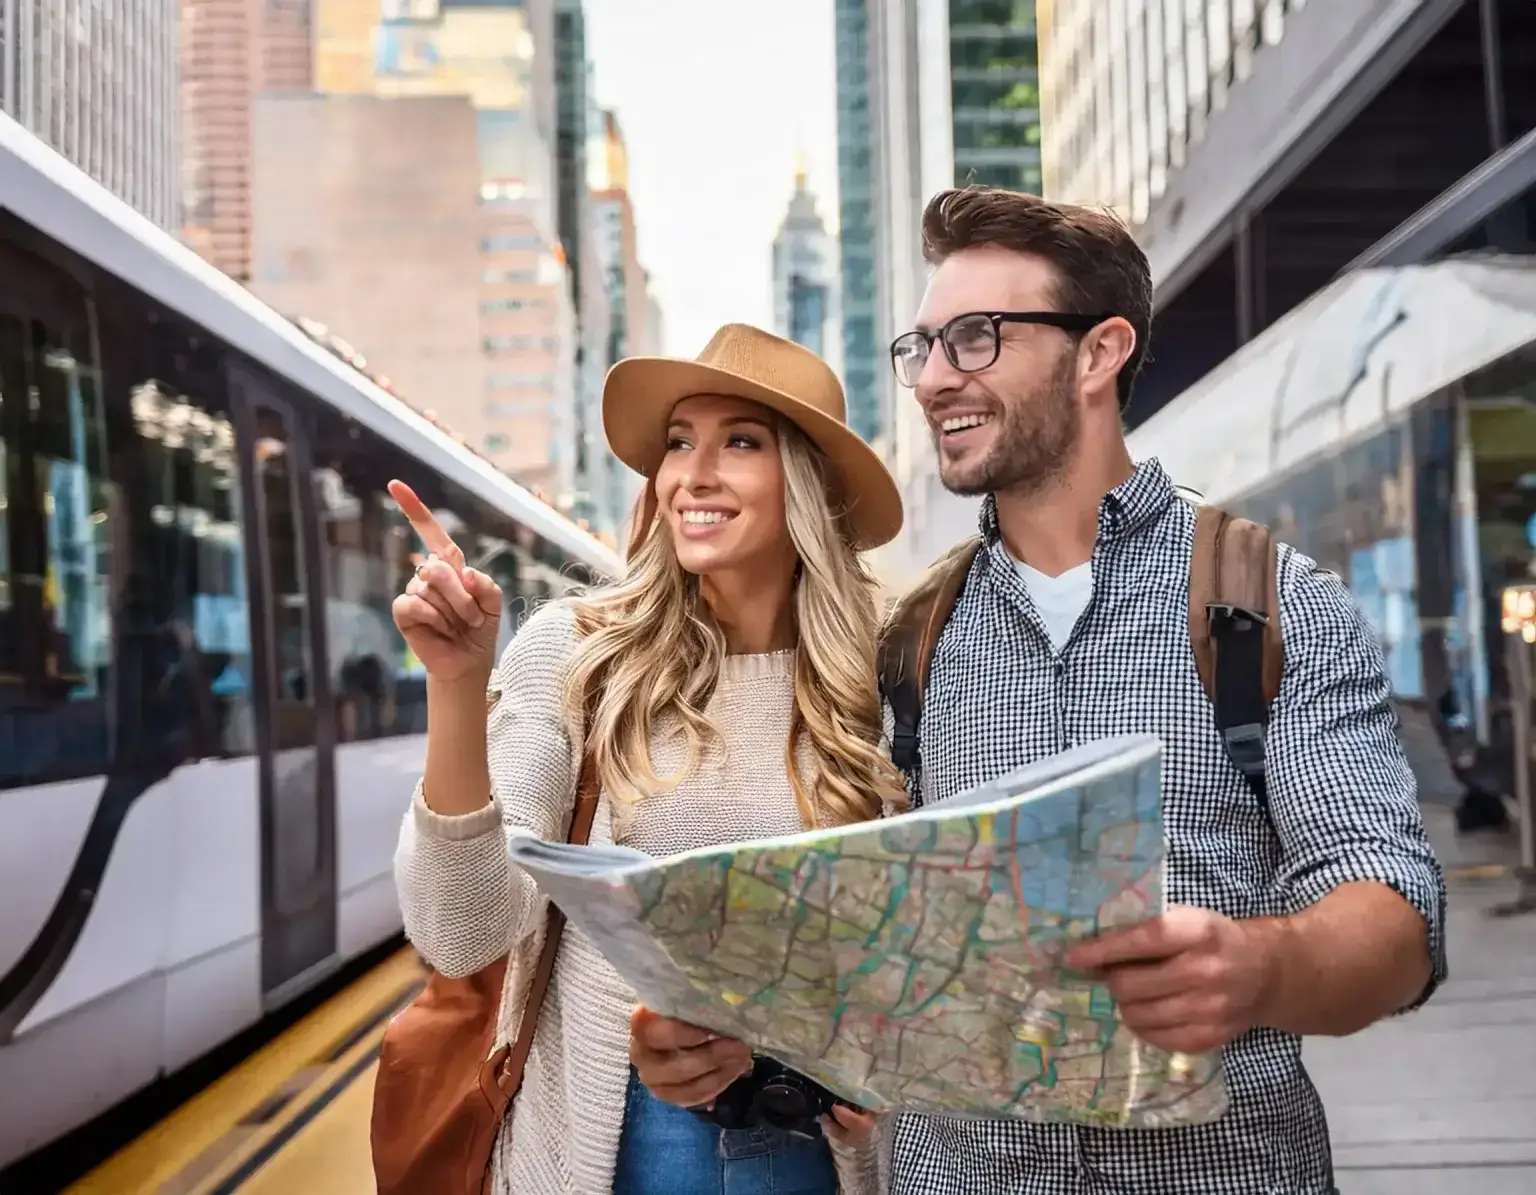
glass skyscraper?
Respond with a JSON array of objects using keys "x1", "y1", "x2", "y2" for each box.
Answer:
[
  {"x1": 865, "y1": 0, "x2": 1046, "y2": 578},
  {"x1": 834, "y1": 0, "x2": 884, "y2": 445},
  {"x1": 1, "y1": 0, "x2": 181, "y2": 228},
  {"x1": 949, "y1": 0, "x2": 1042, "y2": 193}
]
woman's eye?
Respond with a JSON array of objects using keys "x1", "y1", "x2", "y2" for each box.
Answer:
[
  {"x1": 665, "y1": 436, "x2": 690, "y2": 452},
  {"x1": 728, "y1": 434, "x2": 761, "y2": 450}
]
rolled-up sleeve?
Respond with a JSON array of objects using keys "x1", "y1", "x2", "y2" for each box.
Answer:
[
  {"x1": 1266, "y1": 547, "x2": 1448, "y2": 1009},
  {"x1": 393, "y1": 601, "x2": 582, "y2": 979}
]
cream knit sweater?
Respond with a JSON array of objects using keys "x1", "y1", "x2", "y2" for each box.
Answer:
[{"x1": 394, "y1": 600, "x2": 883, "y2": 1194}]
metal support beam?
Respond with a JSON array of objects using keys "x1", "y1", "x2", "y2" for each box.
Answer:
[
  {"x1": 1479, "y1": 0, "x2": 1508, "y2": 153},
  {"x1": 1343, "y1": 124, "x2": 1536, "y2": 272},
  {"x1": 1233, "y1": 212, "x2": 1267, "y2": 346}
]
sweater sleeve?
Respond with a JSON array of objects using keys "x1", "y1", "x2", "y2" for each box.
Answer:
[
  {"x1": 830, "y1": 1133, "x2": 882, "y2": 1195},
  {"x1": 393, "y1": 600, "x2": 582, "y2": 979}
]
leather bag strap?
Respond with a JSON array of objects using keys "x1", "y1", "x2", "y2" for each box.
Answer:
[{"x1": 495, "y1": 755, "x2": 600, "y2": 1098}]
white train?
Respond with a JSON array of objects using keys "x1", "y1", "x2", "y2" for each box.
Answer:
[
  {"x1": 1127, "y1": 250, "x2": 1536, "y2": 809},
  {"x1": 0, "y1": 114, "x2": 621, "y2": 1168}
]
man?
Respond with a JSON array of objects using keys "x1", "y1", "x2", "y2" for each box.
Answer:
[{"x1": 631, "y1": 188, "x2": 1447, "y2": 1193}]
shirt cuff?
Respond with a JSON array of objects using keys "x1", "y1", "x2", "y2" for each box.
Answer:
[
  {"x1": 1285, "y1": 850, "x2": 1448, "y2": 1011},
  {"x1": 410, "y1": 781, "x2": 502, "y2": 842}
]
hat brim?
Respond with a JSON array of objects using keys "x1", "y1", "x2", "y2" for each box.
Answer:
[{"x1": 602, "y1": 357, "x2": 903, "y2": 550}]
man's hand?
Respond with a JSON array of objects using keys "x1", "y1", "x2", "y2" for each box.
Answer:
[
  {"x1": 629, "y1": 1007, "x2": 753, "y2": 1108},
  {"x1": 1064, "y1": 907, "x2": 1275, "y2": 1055}
]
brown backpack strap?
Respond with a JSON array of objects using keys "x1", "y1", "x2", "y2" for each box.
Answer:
[
  {"x1": 878, "y1": 537, "x2": 982, "y2": 783},
  {"x1": 493, "y1": 755, "x2": 601, "y2": 1099},
  {"x1": 1188, "y1": 504, "x2": 1285, "y2": 810}
]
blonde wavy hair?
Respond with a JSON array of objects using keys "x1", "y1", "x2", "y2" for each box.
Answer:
[{"x1": 565, "y1": 417, "x2": 905, "y2": 828}]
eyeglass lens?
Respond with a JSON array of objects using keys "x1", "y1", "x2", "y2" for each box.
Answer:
[{"x1": 892, "y1": 314, "x2": 999, "y2": 387}]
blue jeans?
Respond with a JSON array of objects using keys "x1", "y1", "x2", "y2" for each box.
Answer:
[{"x1": 613, "y1": 1068, "x2": 839, "y2": 1195}]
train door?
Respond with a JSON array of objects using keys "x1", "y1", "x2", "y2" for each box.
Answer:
[{"x1": 230, "y1": 368, "x2": 339, "y2": 1005}]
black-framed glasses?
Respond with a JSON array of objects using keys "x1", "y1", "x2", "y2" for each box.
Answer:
[{"x1": 889, "y1": 310, "x2": 1115, "y2": 388}]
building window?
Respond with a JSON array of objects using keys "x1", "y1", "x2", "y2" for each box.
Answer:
[
  {"x1": 484, "y1": 332, "x2": 560, "y2": 354},
  {"x1": 952, "y1": 77, "x2": 1039, "y2": 114},
  {"x1": 486, "y1": 401, "x2": 548, "y2": 419},
  {"x1": 482, "y1": 268, "x2": 539, "y2": 285},
  {"x1": 949, "y1": 0, "x2": 1036, "y2": 30},
  {"x1": 481, "y1": 298, "x2": 550, "y2": 317},
  {"x1": 479, "y1": 234, "x2": 543, "y2": 253},
  {"x1": 488, "y1": 373, "x2": 556, "y2": 390}
]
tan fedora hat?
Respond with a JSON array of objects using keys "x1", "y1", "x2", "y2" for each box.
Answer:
[{"x1": 603, "y1": 323, "x2": 903, "y2": 549}]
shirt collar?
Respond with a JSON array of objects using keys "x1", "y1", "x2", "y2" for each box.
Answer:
[{"x1": 977, "y1": 457, "x2": 1176, "y2": 549}]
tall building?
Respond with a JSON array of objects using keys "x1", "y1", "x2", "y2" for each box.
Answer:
[
  {"x1": 568, "y1": 55, "x2": 612, "y2": 534},
  {"x1": 866, "y1": 0, "x2": 1045, "y2": 578},
  {"x1": 772, "y1": 164, "x2": 843, "y2": 377},
  {"x1": 1035, "y1": 1, "x2": 1535, "y2": 424},
  {"x1": 315, "y1": 0, "x2": 380, "y2": 93},
  {"x1": 260, "y1": 0, "x2": 314, "y2": 90},
  {"x1": 0, "y1": 0, "x2": 181, "y2": 228},
  {"x1": 950, "y1": 3, "x2": 1042, "y2": 193},
  {"x1": 479, "y1": 179, "x2": 578, "y2": 495},
  {"x1": 309, "y1": 0, "x2": 579, "y2": 500},
  {"x1": 641, "y1": 278, "x2": 666, "y2": 355},
  {"x1": 548, "y1": 0, "x2": 592, "y2": 313},
  {"x1": 181, "y1": 0, "x2": 260, "y2": 280},
  {"x1": 834, "y1": 0, "x2": 884, "y2": 445},
  {"x1": 250, "y1": 93, "x2": 487, "y2": 450},
  {"x1": 525, "y1": 0, "x2": 594, "y2": 306},
  {"x1": 526, "y1": 0, "x2": 603, "y2": 511},
  {"x1": 591, "y1": 111, "x2": 655, "y2": 533},
  {"x1": 181, "y1": 0, "x2": 313, "y2": 281}
]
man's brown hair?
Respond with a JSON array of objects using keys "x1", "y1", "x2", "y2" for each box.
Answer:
[{"x1": 921, "y1": 187, "x2": 1153, "y2": 408}]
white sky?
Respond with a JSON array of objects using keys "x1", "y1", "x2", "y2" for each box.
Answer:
[{"x1": 583, "y1": 0, "x2": 840, "y2": 356}]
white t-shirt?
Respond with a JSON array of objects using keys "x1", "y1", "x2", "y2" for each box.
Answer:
[{"x1": 1013, "y1": 558, "x2": 1094, "y2": 652}]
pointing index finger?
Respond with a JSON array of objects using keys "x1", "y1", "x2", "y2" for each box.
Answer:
[{"x1": 388, "y1": 479, "x2": 458, "y2": 560}]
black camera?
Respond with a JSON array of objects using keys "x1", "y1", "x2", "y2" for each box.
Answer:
[{"x1": 693, "y1": 1055, "x2": 848, "y2": 1141}]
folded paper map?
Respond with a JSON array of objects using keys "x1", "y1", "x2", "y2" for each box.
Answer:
[{"x1": 507, "y1": 733, "x2": 1229, "y2": 1129}]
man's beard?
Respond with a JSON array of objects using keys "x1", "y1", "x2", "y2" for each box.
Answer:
[{"x1": 935, "y1": 358, "x2": 1080, "y2": 498}]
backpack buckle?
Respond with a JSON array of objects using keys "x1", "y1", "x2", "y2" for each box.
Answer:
[
  {"x1": 1206, "y1": 603, "x2": 1269, "y2": 635},
  {"x1": 890, "y1": 725, "x2": 919, "y2": 773},
  {"x1": 1221, "y1": 721, "x2": 1268, "y2": 780}
]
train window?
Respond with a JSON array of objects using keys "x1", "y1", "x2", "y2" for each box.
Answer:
[
  {"x1": 310, "y1": 406, "x2": 590, "y2": 742},
  {"x1": 0, "y1": 298, "x2": 113, "y2": 788},
  {"x1": 251, "y1": 402, "x2": 319, "y2": 752},
  {"x1": 310, "y1": 421, "x2": 423, "y2": 743},
  {"x1": 112, "y1": 313, "x2": 256, "y2": 763},
  {"x1": 0, "y1": 229, "x2": 258, "y2": 790}
]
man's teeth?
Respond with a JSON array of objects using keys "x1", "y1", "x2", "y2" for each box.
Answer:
[
  {"x1": 941, "y1": 414, "x2": 993, "y2": 433},
  {"x1": 682, "y1": 510, "x2": 734, "y2": 524}
]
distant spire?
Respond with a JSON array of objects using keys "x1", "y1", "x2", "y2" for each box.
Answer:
[{"x1": 793, "y1": 144, "x2": 808, "y2": 192}]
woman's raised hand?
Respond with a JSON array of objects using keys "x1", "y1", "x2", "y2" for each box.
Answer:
[{"x1": 388, "y1": 480, "x2": 503, "y2": 686}]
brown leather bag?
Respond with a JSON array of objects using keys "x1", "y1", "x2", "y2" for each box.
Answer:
[{"x1": 371, "y1": 757, "x2": 600, "y2": 1195}]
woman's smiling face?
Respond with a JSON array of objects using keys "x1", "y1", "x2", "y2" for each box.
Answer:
[{"x1": 653, "y1": 394, "x2": 793, "y2": 578}]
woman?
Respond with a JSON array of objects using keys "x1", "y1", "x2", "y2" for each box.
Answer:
[{"x1": 391, "y1": 323, "x2": 905, "y2": 1194}]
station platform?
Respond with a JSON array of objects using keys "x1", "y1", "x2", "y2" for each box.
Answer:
[
  {"x1": 1308, "y1": 801, "x2": 1536, "y2": 1195},
  {"x1": 64, "y1": 804, "x2": 1532, "y2": 1194},
  {"x1": 63, "y1": 950, "x2": 424, "y2": 1195}
]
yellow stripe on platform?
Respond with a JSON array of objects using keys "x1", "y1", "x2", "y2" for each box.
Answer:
[
  {"x1": 192, "y1": 1007, "x2": 392, "y2": 1195},
  {"x1": 65, "y1": 949, "x2": 425, "y2": 1195}
]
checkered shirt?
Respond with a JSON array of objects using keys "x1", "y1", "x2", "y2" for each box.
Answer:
[{"x1": 885, "y1": 458, "x2": 1448, "y2": 1195}]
